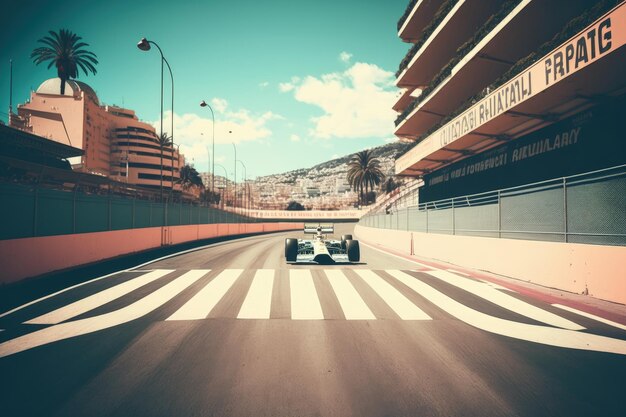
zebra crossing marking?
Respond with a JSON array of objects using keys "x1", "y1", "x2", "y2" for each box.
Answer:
[
  {"x1": 2, "y1": 268, "x2": 625, "y2": 359},
  {"x1": 0, "y1": 270, "x2": 207, "y2": 359},
  {"x1": 238, "y1": 270, "x2": 274, "y2": 319},
  {"x1": 290, "y1": 270, "x2": 324, "y2": 320},
  {"x1": 325, "y1": 270, "x2": 376, "y2": 320},
  {"x1": 26, "y1": 269, "x2": 174, "y2": 325},
  {"x1": 387, "y1": 270, "x2": 626, "y2": 355},
  {"x1": 552, "y1": 304, "x2": 626, "y2": 331},
  {"x1": 426, "y1": 270, "x2": 584, "y2": 330},
  {"x1": 167, "y1": 269, "x2": 240, "y2": 321},
  {"x1": 354, "y1": 270, "x2": 431, "y2": 320}
]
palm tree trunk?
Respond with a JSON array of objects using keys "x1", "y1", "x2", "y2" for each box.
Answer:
[
  {"x1": 360, "y1": 183, "x2": 363, "y2": 207},
  {"x1": 60, "y1": 76, "x2": 66, "y2": 95},
  {"x1": 160, "y1": 146, "x2": 163, "y2": 202}
]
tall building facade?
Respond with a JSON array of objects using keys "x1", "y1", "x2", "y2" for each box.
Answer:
[
  {"x1": 393, "y1": 0, "x2": 626, "y2": 202},
  {"x1": 12, "y1": 78, "x2": 183, "y2": 191}
]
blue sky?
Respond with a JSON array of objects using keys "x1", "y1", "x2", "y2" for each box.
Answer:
[{"x1": 0, "y1": 0, "x2": 409, "y2": 178}]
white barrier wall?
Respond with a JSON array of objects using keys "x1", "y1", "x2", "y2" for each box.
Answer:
[{"x1": 354, "y1": 225, "x2": 626, "y2": 305}]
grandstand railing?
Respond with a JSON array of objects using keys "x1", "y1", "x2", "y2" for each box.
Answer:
[{"x1": 360, "y1": 165, "x2": 626, "y2": 246}]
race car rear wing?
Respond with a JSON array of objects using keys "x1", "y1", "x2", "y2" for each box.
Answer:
[{"x1": 304, "y1": 224, "x2": 334, "y2": 234}]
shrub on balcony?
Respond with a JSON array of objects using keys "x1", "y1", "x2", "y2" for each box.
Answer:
[
  {"x1": 397, "y1": 0, "x2": 419, "y2": 32},
  {"x1": 395, "y1": 0, "x2": 460, "y2": 78}
]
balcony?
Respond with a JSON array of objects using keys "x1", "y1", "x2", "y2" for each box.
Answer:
[
  {"x1": 394, "y1": 0, "x2": 593, "y2": 136},
  {"x1": 397, "y1": 0, "x2": 445, "y2": 42},
  {"x1": 396, "y1": 0, "x2": 502, "y2": 90},
  {"x1": 392, "y1": 88, "x2": 422, "y2": 113}
]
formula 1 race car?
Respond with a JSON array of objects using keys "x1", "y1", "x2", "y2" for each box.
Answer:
[{"x1": 284, "y1": 224, "x2": 360, "y2": 264}]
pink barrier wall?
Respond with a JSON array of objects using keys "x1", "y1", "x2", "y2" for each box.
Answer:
[
  {"x1": 0, "y1": 222, "x2": 304, "y2": 284},
  {"x1": 354, "y1": 225, "x2": 626, "y2": 305}
]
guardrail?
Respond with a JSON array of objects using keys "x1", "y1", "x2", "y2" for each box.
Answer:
[{"x1": 360, "y1": 165, "x2": 626, "y2": 246}]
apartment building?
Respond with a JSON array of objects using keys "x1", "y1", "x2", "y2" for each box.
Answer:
[{"x1": 13, "y1": 78, "x2": 183, "y2": 192}]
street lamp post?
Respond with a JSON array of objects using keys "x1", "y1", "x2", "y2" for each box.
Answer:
[
  {"x1": 215, "y1": 163, "x2": 232, "y2": 223},
  {"x1": 232, "y1": 143, "x2": 237, "y2": 216},
  {"x1": 137, "y1": 37, "x2": 174, "y2": 203},
  {"x1": 205, "y1": 146, "x2": 211, "y2": 206},
  {"x1": 199, "y1": 100, "x2": 215, "y2": 198},
  {"x1": 171, "y1": 143, "x2": 180, "y2": 202},
  {"x1": 236, "y1": 159, "x2": 247, "y2": 217}
]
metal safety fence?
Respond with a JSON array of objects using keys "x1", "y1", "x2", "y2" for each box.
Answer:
[
  {"x1": 360, "y1": 165, "x2": 626, "y2": 246},
  {"x1": 0, "y1": 181, "x2": 255, "y2": 241}
]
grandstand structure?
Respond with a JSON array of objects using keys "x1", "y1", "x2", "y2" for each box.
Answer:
[{"x1": 376, "y1": 0, "x2": 626, "y2": 245}]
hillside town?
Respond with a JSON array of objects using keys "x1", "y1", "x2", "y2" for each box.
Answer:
[{"x1": 199, "y1": 141, "x2": 410, "y2": 210}]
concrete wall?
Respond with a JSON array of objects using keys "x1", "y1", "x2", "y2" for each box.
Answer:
[
  {"x1": 354, "y1": 225, "x2": 626, "y2": 305},
  {"x1": 0, "y1": 222, "x2": 303, "y2": 284}
]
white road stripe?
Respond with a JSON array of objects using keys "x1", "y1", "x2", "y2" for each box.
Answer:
[
  {"x1": 25, "y1": 270, "x2": 174, "y2": 325},
  {"x1": 0, "y1": 270, "x2": 135, "y2": 319},
  {"x1": 238, "y1": 270, "x2": 274, "y2": 319},
  {"x1": 0, "y1": 233, "x2": 273, "y2": 319},
  {"x1": 426, "y1": 270, "x2": 583, "y2": 330},
  {"x1": 479, "y1": 279, "x2": 516, "y2": 292},
  {"x1": 290, "y1": 270, "x2": 324, "y2": 320},
  {"x1": 166, "y1": 269, "x2": 241, "y2": 321},
  {"x1": 447, "y1": 269, "x2": 469, "y2": 276},
  {"x1": 553, "y1": 304, "x2": 626, "y2": 331},
  {"x1": 0, "y1": 270, "x2": 206, "y2": 358},
  {"x1": 387, "y1": 270, "x2": 626, "y2": 355},
  {"x1": 325, "y1": 270, "x2": 376, "y2": 320},
  {"x1": 354, "y1": 270, "x2": 430, "y2": 320}
]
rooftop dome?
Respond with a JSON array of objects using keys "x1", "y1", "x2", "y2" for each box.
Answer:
[{"x1": 35, "y1": 78, "x2": 99, "y2": 105}]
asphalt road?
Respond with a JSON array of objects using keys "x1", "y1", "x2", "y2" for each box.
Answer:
[{"x1": 1, "y1": 223, "x2": 625, "y2": 417}]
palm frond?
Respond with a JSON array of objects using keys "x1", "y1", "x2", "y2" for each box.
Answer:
[{"x1": 31, "y1": 28, "x2": 98, "y2": 86}]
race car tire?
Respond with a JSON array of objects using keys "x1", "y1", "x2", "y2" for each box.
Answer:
[
  {"x1": 346, "y1": 239, "x2": 360, "y2": 262},
  {"x1": 341, "y1": 234, "x2": 353, "y2": 250},
  {"x1": 285, "y1": 238, "x2": 298, "y2": 262}
]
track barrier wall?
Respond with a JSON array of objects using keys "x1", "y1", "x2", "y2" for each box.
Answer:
[
  {"x1": 354, "y1": 225, "x2": 626, "y2": 305},
  {"x1": 0, "y1": 222, "x2": 303, "y2": 284}
]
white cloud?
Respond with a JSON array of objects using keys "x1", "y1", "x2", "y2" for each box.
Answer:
[
  {"x1": 152, "y1": 102, "x2": 282, "y2": 170},
  {"x1": 278, "y1": 76, "x2": 301, "y2": 93},
  {"x1": 282, "y1": 62, "x2": 398, "y2": 139},
  {"x1": 339, "y1": 51, "x2": 352, "y2": 63},
  {"x1": 259, "y1": 81, "x2": 269, "y2": 88},
  {"x1": 279, "y1": 83, "x2": 294, "y2": 92},
  {"x1": 290, "y1": 134, "x2": 301, "y2": 142},
  {"x1": 211, "y1": 98, "x2": 228, "y2": 113}
]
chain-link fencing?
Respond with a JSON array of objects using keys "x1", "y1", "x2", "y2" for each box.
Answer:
[
  {"x1": 0, "y1": 181, "x2": 255, "y2": 240},
  {"x1": 360, "y1": 165, "x2": 626, "y2": 246}
]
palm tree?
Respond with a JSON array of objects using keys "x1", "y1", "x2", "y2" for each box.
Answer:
[
  {"x1": 381, "y1": 176, "x2": 402, "y2": 194},
  {"x1": 157, "y1": 132, "x2": 172, "y2": 199},
  {"x1": 31, "y1": 29, "x2": 98, "y2": 95},
  {"x1": 178, "y1": 164, "x2": 204, "y2": 190},
  {"x1": 347, "y1": 150, "x2": 385, "y2": 206},
  {"x1": 347, "y1": 166, "x2": 364, "y2": 206}
]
